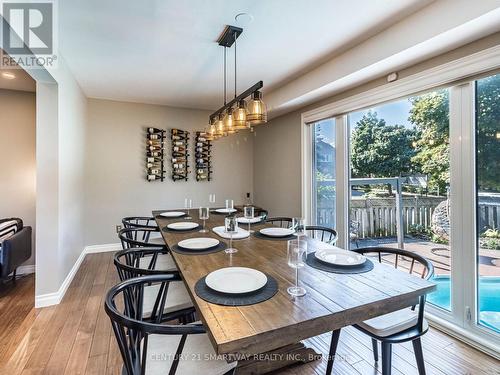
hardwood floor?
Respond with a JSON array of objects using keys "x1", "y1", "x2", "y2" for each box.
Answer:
[{"x1": 0, "y1": 252, "x2": 498, "y2": 375}]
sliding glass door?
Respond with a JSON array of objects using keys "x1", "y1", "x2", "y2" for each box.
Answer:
[
  {"x1": 475, "y1": 73, "x2": 500, "y2": 334},
  {"x1": 311, "y1": 118, "x2": 336, "y2": 228},
  {"x1": 347, "y1": 91, "x2": 452, "y2": 311}
]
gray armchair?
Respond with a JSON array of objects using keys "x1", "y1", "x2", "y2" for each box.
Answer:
[{"x1": 0, "y1": 218, "x2": 32, "y2": 281}]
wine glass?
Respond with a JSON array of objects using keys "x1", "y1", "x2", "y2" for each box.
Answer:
[
  {"x1": 287, "y1": 239, "x2": 307, "y2": 297},
  {"x1": 244, "y1": 206, "x2": 255, "y2": 233},
  {"x1": 184, "y1": 198, "x2": 193, "y2": 219},
  {"x1": 224, "y1": 216, "x2": 238, "y2": 254},
  {"x1": 225, "y1": 199, "x2": 234, "y2": 211},
  {"x1": 292, "y1": 217, "x2": 305, "y2": 237},
  {"x1": 199, "y1": 207, "x2": 209, "y2": 233},
  {"x1": 209, "y1": 193, "x2": 216, "y2": 207}
]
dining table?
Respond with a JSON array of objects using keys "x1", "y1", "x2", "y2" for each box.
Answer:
[{"x1": 154, "y1": 208, "x2": 436, "y2": 374}]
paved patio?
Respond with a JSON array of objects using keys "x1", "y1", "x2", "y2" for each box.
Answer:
[{"x1": 351, "y1": 237, "x2": 500, "y2": 277}]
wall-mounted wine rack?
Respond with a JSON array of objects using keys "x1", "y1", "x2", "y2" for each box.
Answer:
[
  {"x1": 146, "y1": 127, "x2": 166, "y2": 181},
  {"x1": 195, "y1": 131, "x2": 212, "y2": 181},
  {"x1": 171, "y1": 129, "x2": 190, "y2": 181}
]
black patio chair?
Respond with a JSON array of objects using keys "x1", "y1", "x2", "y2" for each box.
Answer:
[
  {"x1": 265, "y1": 217, "x2": 293, "y2": 228},
  {"x1": 105, "y1": 275, "x2": 237, "y2": 375},
  {"x1": 326, "y1": 247, "x2": 434, "y2": 375}
]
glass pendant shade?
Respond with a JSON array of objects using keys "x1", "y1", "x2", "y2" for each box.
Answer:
[
  {"x1": 233, "y1": 99, "x2": 249, "y2": 130},
  {"x1": 215, "y1": 114, "x2": 225, "y2": 136},
  {"x1": 224, "y1": 107, "x2": 237, "y2": 134},
  {"x1": 247, "y1": 91, "x2": 267, "y2": 125}
]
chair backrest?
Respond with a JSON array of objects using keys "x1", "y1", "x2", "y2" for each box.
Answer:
[
  {"x1": 104, "y1": 275, "x2": 205, "y2": 375},
  {"x1": 119, "y1": 227, "x2": 165, "y2": 250},
  {"x1": 265, "y1": 217, "x2": 293, "y2": 228},
  {"x1": 122, "y1": 216, "x2": 159, "y2": 230},
  {"x1": 352, "y1": 246, "x2": 434, "y2": 333},
  {"x1": 254, "y1": 209, "x2": 269, "y2": 221},
  {"x1": 114, "y1": 248, "x2": 173, "y2": 281},
  {"x1": 305, "y1": 226, "x2": 338, "y2": 244}
]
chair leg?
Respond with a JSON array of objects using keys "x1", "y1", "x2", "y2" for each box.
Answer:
[
  {"x1": 381, "y1": 342, "x2": 392, "y2": 375},
  {"x1": 12, "y1": 268, "x2": 17, "y2": 282},
  {"x1": 371, "y1": 338, "x2": 378, "y2": 362},
  {"x1": 412, "y1": 338, "x2": 426, "y2": 375},
  {"x1": 326, "y1": 329, "x2": 341, "y2": 375}
]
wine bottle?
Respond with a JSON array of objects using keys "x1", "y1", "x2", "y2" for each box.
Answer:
[
  {"x1": 173, "y1": 163, "x2": 185, "y2": 169},
  {"x1": 147, "y1": 151, "x2": 163, "y2": 157},
  {"x1": 147, "y1": 162, "x2": 162, "y2": 169},
  {"x1": 148, "y1": 134, "x2": 160, "y2": 140},
  {"x1": 173, "y1": 146, "x2": 187, "y2": 152},
  {"x1": 148, "y1": 127, "x2": 163, "y2": 134},
  {"x1": 148, "y1": 139, "x2": 164, "y2": 145},
  {"x1": 171, "y1": 129, "x2": 188, "y2": 135},
  {"x1": 172, "y1": 151, "x2": 189, "y2": 158},
  {"x1": 171, "y1": 134, "x2": 188, "y2": 141},
  {"x1": 171, "y1": 157, "x2": 187, "y2": 163},
  {"x1": 146, "y1": 157, "x2": 162, "y2": 163}
]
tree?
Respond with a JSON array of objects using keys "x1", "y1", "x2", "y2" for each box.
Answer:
[
  {"x1": 409, "y1": 90, "x2": 449, "y2": 194},
  {"x1": 351, "y1": 111, "x2": 416, "y2": 179},
  {"x1": 476, "y1": 74, "x2": 500, "y2": 192}
]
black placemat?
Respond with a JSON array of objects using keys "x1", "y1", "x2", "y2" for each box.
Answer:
[
  {"x1": 171, "y1": 241, "x2": 227, "y2": 255},
  {"x1": 253, "y1": 231, "x2": 296, "y2": 241},
  {"x1": 162, "y1": 224, "x2": 201, "y2": 233},
  {"x1": 194, "y1": 274, "x2": 279, "y2": 306},
  {"x1": 305, "y1": 252, "x2": 374, "y2": 274}
]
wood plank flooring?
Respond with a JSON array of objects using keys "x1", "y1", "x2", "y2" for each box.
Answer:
[{"x1": 0, "y1": 252, "x2": 498, "y2": 375}]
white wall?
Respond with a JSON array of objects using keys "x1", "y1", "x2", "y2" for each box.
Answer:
[
  {"x1": 0, "y1": 89, "x2": 36, "y2": 266},
  {"x1": 84, "y1": 99, "x2": 254, "y2": 245},
  {"x1": 35, "y1": 55, "x2": 88, "y2": 301}
]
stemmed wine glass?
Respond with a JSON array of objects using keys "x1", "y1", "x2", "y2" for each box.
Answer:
[
  {"x1": 199, "y1": 207, "x2": 209, "y2": 233},
  {"x1": 292, "y1": 217, "x2": 305, "y2": 237},
  {"x1": 209, "y1": 193, "x2": 216, "y2": 207},
  {"x1": 287, "y1": 239, "x2": 307, "y2": 297},
  {"x1": 244, "y1": 206, "x2": 255, "y2": 233},
  {"x1": 184, "y1": 198, "x2": 193, "y2": 219},
  {"x1": 224, "y1": 216, "x2": 238, "y2": 254},
  {"x1": 225, "y1": 199, "x2": 234, "y2": 212}
]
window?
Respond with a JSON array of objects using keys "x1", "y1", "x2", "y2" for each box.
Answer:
[
  {"x1": 475, "y1": 73, "x2": 500, "y2": 333},
  {"x1": 312, "y1": 118, "x2": 336, "y2": 228},
  {"x1": 347, "y1": 90, "x2": 452, "y2": 311}
]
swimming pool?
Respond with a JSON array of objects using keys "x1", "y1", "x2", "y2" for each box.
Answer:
[{"x1": 427, "y1": 276, "x2": 500, "y2": 333}]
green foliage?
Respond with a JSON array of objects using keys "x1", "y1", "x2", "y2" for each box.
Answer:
[
  {"x1": 482, "y1": 228, "x2": 500, "y2": 239},
  {"x1": 476, "y1": 74, "x2": 500, "y2": 192},
  {"x1": 351, "y1": 111, "x2": 416, "y2": 178},
  {"x1": 409, "y1": 90, "x2": 450, "y2": 193},
  {"x1": 408, "y1": 224, "x2": 431, "y2": 239},
  {"x1": 316, "y1": 171, "x2": 335, "y2": 202}
]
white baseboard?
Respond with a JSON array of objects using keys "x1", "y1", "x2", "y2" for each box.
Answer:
[
  {"x1": 17, "y1": 264, "x2": 35, "y2": 275},
  {"x1": 84, "y1": 243, "x2": 122, "y2": 254},
  {"x1": 34, "y1": 242, "x2": 121, "y2": 308}
]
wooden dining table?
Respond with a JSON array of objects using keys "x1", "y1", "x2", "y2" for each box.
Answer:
[{"x1": 154, "y1": 208, "x2": 436, "y2": 374}]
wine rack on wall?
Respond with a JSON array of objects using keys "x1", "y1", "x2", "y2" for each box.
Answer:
[
  {"x1": 195, "y1": 131, "x2": 212, "y2": 181},
  {"x1": 146, "y1": 127, "x2": 166, "y2": 182},
  {"x1": 171, "y1": 129, "x2": 190, "y2": 181}
]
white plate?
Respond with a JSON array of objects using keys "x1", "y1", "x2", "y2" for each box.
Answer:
[
  {"x1": 212, "y1": 226, "x2": 250, "y2": 239},
  {"x1": 237, "y1": 216, "x2": 263, "y2": 224},
  {"x1": 314, "y1": 248, "x2": 366, "y2": 266},
  {"x1": 160, "y1": 211, "x2": 186, "y2": 218},
  {"x1": 167, "y1": 222, "x2": 199, "y2": 230},
  {"x1": 215, "y1": 208, "x2": 237, "y2": 214},
  {"x1": 259, "y1": 227, "x2": 294, "y2": 237},
  {"x1": 177, "y1": 237, "x2": 220, "y2": 250},
  {"x1": 205, "y1": 267, "x2": 268, "y2": 294}
]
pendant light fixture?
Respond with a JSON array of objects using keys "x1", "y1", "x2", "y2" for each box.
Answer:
[{"x1": 206, "y1": 25, "x2": 267, "y2": 139}]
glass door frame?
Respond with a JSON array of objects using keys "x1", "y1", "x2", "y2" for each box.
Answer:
[{"x1": 301, "y1": 48, "x2": 500, "y2": 355}]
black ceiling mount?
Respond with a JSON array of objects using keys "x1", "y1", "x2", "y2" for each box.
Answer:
[{"x1": 217, "y1": 25, "x2": 243, "y2": 47}]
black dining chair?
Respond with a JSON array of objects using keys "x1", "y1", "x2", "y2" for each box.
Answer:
[
  {"x1": 114, "y1": 248, "x2": 194, "y2": 323},
  {"x1": 119, "y1": 227, "x2": 176, "y2": 271},
  {"x1": 304, "y1": 226, "x2": 338, "y2": 244},
  {"x1": 122, "y1": 216, "x2": 159, "y2": 230},
  {"x1": 265, "y1": 217, "x2": 293, "y2": 228},
  {"x1": 254, "y1": 209, "x2": 269, "y2": 221},
  {"x1": 105, "y1": 275, "x2": 237, "y2": 375},
  {"x1": 326, "y1": 247, "x2": 434, "y2": 375}
]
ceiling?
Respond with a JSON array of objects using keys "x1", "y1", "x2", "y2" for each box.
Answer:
[
  {"x1": 0, "y1": 49, "x2": 36, "y2": 92},
  {"x1": 59, "y1": 0, "x2": 431, "y2": 110}
]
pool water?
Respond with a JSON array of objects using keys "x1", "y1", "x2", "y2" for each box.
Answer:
[{"x1": 427, "y1": 276, "x2": 500, "y2": 333}]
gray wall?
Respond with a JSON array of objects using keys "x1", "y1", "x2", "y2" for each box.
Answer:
[
  {"x1": 84, "y1": 99, "x2": 254, "y2": 245},
  {"x1": 253, "y1": 111, "x2": 302, "y2": 218},
  {"x1": 0, "y1": 89, "x2": 36, "y2": 266}
]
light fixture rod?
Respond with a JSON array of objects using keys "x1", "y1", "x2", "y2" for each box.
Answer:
[
  {"x1": 234, "y1": 31, "x2": 237, "y2": 98},
  {"x1": 210, "y1": 80, "x2": 263, "y2": 120},
  {"x1": 223, "y1": 46, "x2": 227, "y2": 105}
]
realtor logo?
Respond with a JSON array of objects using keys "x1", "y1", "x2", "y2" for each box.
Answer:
[{"x1": 1, "y1": 0, "x2": 57, "y2": 68}]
